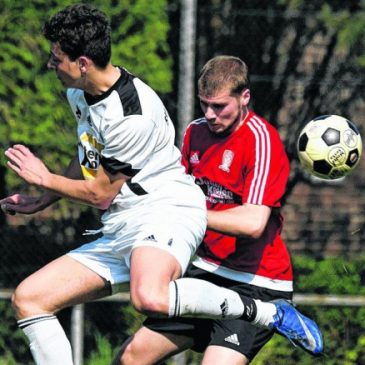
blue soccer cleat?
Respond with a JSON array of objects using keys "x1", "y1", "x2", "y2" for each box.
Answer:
[{"x1": 270, "y1": 299, "x2": 324, "y2": 356}]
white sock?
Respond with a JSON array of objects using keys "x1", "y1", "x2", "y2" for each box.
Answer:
[
  {"x1": 18, "y1": 314, "x2": 73, "y2": 365},
  {"x1": 168, "y1": 278, "x2": 244, "y2": 319},
  {"x1": 252, "y1": 299, "x2": 277, "y2": 327}
]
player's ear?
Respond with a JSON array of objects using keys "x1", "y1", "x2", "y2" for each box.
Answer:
[
  {"x1": 78, "y1": 56, "x2": 91, "y2": 75},
  {"x1": 240, "y1": 88, "x2": 250, "y2": 106}
]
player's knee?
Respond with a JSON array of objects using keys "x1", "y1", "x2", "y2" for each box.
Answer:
[
  {"x1": 11, "y1": 283, "x2": 43, "y2": 319},
  {"x1": 116, "y1": 338, "x2": 146, "y2": 365},
  {"x1": 12, "y1": 286, "x2": 30, "y2": 318},
  {"x1": 118, "y1": 343, "x2": 136, "y2": 365},
  {"x1": 131, "y1": 285, "x2": 168, "y2": 315}
]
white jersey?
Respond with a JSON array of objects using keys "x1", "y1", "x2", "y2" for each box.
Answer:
[{"x1": 67, "y1": 68, "x2": 204, "y2": 235}]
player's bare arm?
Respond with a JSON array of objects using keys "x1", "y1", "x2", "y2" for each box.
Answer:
[
  {"x1": 1, "y1": 154, "x2": 84, "y2": 215},
  {"x1": 207, "y1": 203, "x2": 271, "y2": 238},
  {"x1": 5, "y1": 144, "x2": 127, "y2": 210}
]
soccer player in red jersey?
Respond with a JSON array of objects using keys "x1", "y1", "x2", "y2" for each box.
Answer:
[{"x1": 114, "y1": 56, "x2": 323, "y2": 364}]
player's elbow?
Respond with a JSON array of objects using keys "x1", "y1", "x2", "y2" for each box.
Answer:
[
  {"x1": 249, "y1": 226, "x2": 265, "y2": 239},
  {"x1": 243, "y1": 221, "x2": 266, "y2": 239},
  {"x1": 87, "y1": 189, "x2": 114, "y2": 210},
  {"x1": 92, "y1": 196, "x2": 113, "y2": 210},
  {"x1": 94, "y1": 198, "x2": 112, "y2": 210}
]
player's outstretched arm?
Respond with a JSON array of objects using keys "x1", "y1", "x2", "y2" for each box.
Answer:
[
  {"x1": 0, "y1": 152, "x2": 82, "y2": 215},
  {"x1": 0, "y1": 193, "x2": 59, "y2": 215},
  {"x1": 5, "y1": 144, "x2": 127, "y2": 210}
]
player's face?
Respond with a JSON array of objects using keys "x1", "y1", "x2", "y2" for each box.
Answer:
[
  {"x1": 47, "y1": 43, "x2": 82, "y2": 88},
  {"x1": 199, "y1": 89, "x2": 250, "y2": 135}
]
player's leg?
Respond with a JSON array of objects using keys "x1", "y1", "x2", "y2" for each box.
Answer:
[
  {"x1": 128, "y1": 204, "x2": 247, "y2": 318},
  {"x1": 12, "y1": 255, "x2": 112, "y2": 365},
  {"x1": 201, "y1": 346, "x2": 249, "y2": 365},
  {"x1": 129, "y1": 227, "x2": 270, "y2": 321},
  {"x1": 112, "y1": 326, "x2": 193, "y2": 365},
  {"x1": 129, "y1": 208, "x2": 323, "y2": 356},
  {"x1": 129, "y1": 243, "x2": 250, "y2": 319},
  {"x1": 13, "y1": 255, "x2": 110, "y2": 317},
  {"x1": 129, "y1": 245, "x2": 181, "y2": 315},
  {"x1": 186, "y1": 272, "x2": 273, "y2": 365},
  {"x1": 197, "y1": 312, "x2": 274, "y2": 365}
]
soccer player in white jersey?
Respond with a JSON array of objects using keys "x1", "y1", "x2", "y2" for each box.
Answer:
[{"x1": 0, "y1": 5, "x2": 322, "y2": 365}]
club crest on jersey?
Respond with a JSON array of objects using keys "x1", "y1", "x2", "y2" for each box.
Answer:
[
  {"x1": 189, "y1": 151, "x2": 200, "y2": 164},
  {"x1": 219, "y1": 150, "x2": 234, "y2": 172}
]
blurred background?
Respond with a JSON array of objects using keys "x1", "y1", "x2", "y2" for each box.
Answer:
[{"x1": 1, "y1": 0, "x2": 365, "y2": 364}]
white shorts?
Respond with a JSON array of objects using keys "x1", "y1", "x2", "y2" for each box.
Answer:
[{"x1": 68, "y1": 203, "x2": 207, "y2": 294}]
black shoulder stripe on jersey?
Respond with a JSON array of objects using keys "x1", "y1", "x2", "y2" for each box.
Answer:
[
  {"x1": 126, "y1": 181, "x2": 148, "y2": 196},
  {"x1": 83, "y1": 68, "x2": 142, "y2": 116},
  {"x1": 116, "y1": 69, "x2": 142, "y2": 116},
  {"x1": 101, "y1": 156, "x2": 140, "y2": 177}
]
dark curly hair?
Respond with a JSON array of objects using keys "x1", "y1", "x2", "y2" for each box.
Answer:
[{"x1": 44, "y1": 4, "x2": 111, "y2": 68}]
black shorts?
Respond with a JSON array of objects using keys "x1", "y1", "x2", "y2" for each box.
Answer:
[{"x1": 144, "y1": 265, "x2": 292, "y2": 361}]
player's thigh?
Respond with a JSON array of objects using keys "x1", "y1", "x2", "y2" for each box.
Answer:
[
  {"x1": 113, "y1": 325, "x2": 193, "y2": 365},
  {"x1": 129, "y1": 246, "x2": 181, "y2": 310},
  {"x1": 201, "y1": 345, "x2": 249, "y2": 365},
  {"x1": 131, "y1": 246, "x2": 182, "y2": 284},
  {"x1": 13, "y1": 255, "x2": 110, "y2": 314}
]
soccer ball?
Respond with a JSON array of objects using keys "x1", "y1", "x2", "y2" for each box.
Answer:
[{"x1": 297, "y1": 115, "x2": 362, "y2": 180}]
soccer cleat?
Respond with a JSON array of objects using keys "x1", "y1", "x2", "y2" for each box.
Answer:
[{"x1": 270, "y1": 299, "x2": 324, "y2": 356}]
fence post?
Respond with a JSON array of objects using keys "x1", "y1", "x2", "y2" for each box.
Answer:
[
  {"x1": 71, "y1": 304, "x2": 85, "y2": 365},
  {"x1": 176, "y1": 0, "x2": 197, "y2": 148}
]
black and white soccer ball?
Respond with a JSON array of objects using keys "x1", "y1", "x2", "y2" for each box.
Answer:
[{"x1": 297, "y1": 115, "x2": 362, "y2": 180}]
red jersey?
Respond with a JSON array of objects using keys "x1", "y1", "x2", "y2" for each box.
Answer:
[{"x1": 181, "y1": 110, "x2": 293, "y2": 292}]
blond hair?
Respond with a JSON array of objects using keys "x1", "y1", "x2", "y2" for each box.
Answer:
[{"x1": 198, "y1": 55, "x2": 250, "y2": 97}]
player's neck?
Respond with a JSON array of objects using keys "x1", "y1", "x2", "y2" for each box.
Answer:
[
  {"x1": 83, "y1": 64, "x2": 121, "y2": 96},
  {"x1": 233, "y1": 108, "x2": 249, "y2": 132}
]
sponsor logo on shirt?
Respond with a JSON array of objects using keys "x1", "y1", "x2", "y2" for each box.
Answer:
[
  {"x1": 79, "y1": 132, "x2": 103, "y2": 180},
  {"x1": 195, "y1": 178, "x2": 234, "y2": 204}
]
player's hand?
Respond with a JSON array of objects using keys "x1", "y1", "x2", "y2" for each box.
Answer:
[
  {"x1": 5, "y1": 144, "x2": 51, "y2": 187},
  {"x1": 0, "y1": 194, "x2": 46, "y2": 215}
]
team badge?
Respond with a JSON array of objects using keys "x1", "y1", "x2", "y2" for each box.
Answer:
[{"x1": 219, "y1": 150, "x2": 234, "y2": 172}]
